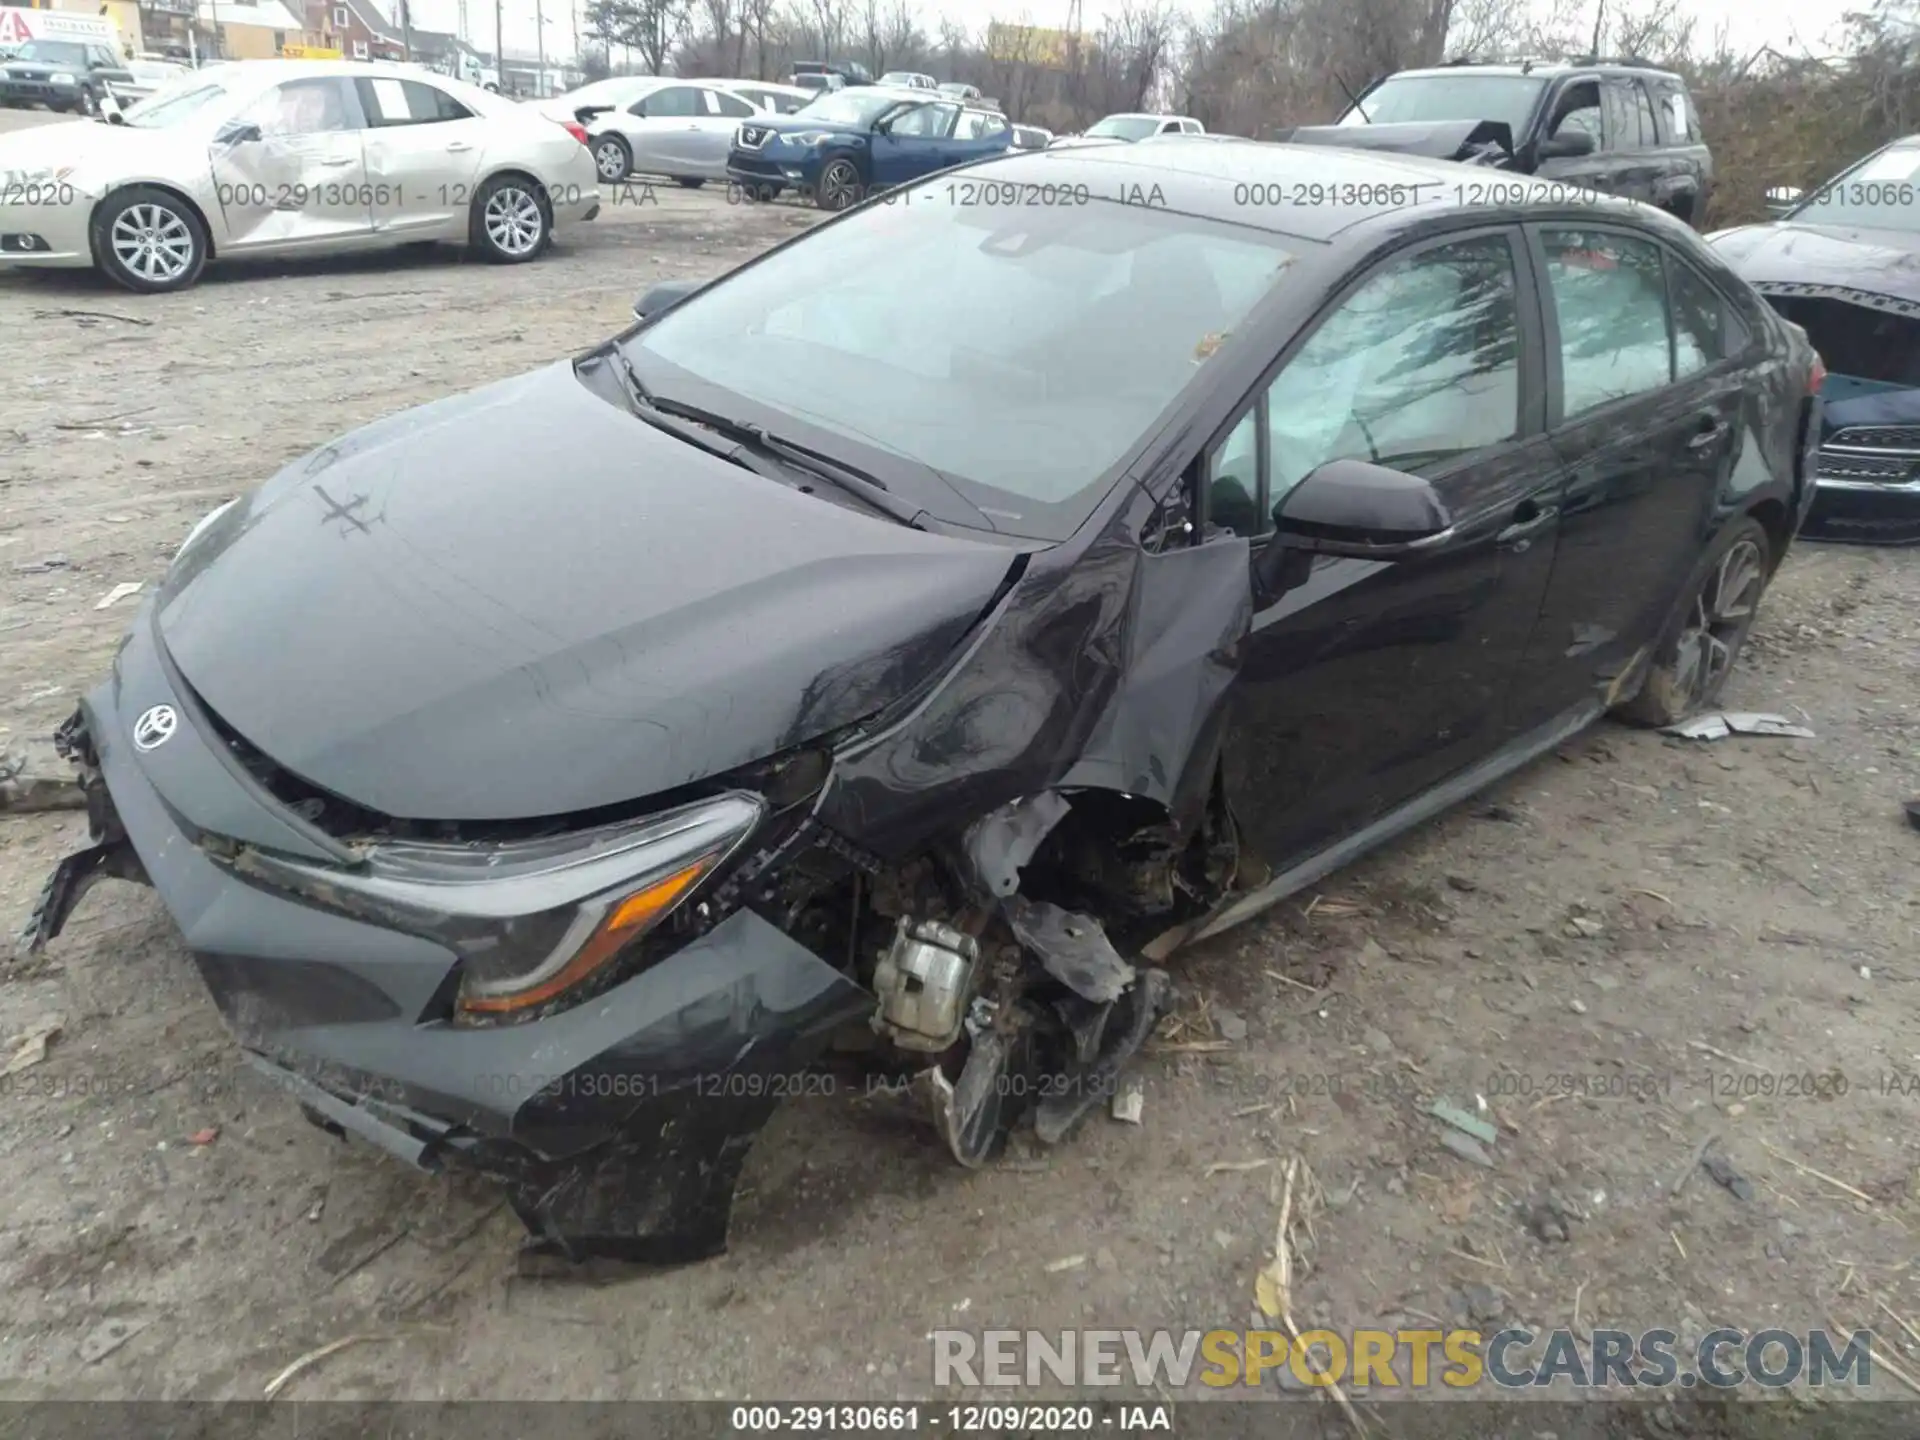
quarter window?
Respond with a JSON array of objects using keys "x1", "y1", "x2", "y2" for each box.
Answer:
[
  {"x1": 708, "y1": 88, "x2": 755, "y2": 117},
  {"x1": 1669, "y1": 258, "x2": 1731, "y2": 377},
  {"x1": 1630, "y1": 83, "x2": 1657, "y2": 147},
  {"x1": 1204, "y1": 234, "x2": 1522, "y2": 536},
  {"x1": 360, "y1": 77, "x2": 472, "y2": 124},
  {"x1": 1542, "y1": 229, "x2": 1672, "y2": 414}
]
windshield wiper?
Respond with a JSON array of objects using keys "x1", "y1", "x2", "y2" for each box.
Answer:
[
  {"x1": 598, "y1": 347, "x2": 800, "y2": 488},
  {"x1": 645, "y1": 393, "x2": 937, "y2": 530}
]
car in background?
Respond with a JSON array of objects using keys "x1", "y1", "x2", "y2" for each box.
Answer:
[
  {"x1": 1010, "y1": 122, "x2": 1052, "y2": 150},
  {"x1": 0, "y1": 36, "x2": 133, "y2": 115},
  {"x1": 728, "y1": 87, "x2": 1011, "y2": 209},
  {"x1": 550, "y1": 75, "x2": 765, "y2": 184},
  {"x1": 0, "y1": 59, "x2": 599, "y2": 293},
  {"x1": 1709, "y1": 134, "x2": 1920, "y2": 543},
  {"x1": 936, "y1": 81, "x2": 981, "y2": 101},
  {"x1": 879, "y1": 70, "x2": 937, "y2": 91},
  {"x1": 1278, "y1": 60, "x2": 1714, "y2": 227},
  {"x1": 25, "y1": 140, "x2": 1819, "y2": 1269},
  {"x1": 720, "y1": 79, "x2": 812, "y2": 114},
  {"x1": 1049, "y1": 112, "x2": 1203, "y2": 148},
  {"x1": 101, "y1": 55, "x2": 192, "y2": 110},
  {"x1": 790, "y1": 60, "x2": 871, "y2": 96}
]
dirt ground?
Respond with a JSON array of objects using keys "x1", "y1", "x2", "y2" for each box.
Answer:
[{"x1": 3, "y1": 105, "x2": 1919, "y2": 1412}]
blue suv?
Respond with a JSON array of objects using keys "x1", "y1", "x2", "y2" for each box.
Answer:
[{"x1": 728, "y1": 89, "x2": 1013, "y2": 210}]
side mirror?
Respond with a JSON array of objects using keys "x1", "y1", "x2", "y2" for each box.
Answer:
[
  {"x1": 632, "y1": 277, "x2": 703, "y2": 320},
  {"x1": 1538, "y1": 128, "x2": 1595, "y2": 159},
  {"x1": 215, "y1": 119, "x2": 261, "y2": 145},
  {"x1": 1255, "y1": 457, "x2": 1452, "y2": 589}
]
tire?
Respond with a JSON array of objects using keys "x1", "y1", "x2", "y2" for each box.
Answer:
[
  {"x1": 78, "y1": 84, "x2": 100, "y2": 116},
  {"x1": 591, "y1": 133, "x2": 630, "y2": 182},
  {"x1": 813, "y1": 156, "x2": 862, "y2": 211},
  {"x1": 91, "y1": 185, "x2": 208, "y2": 293},
  {"x1": 468, "y1": 173, "x2": 551, "y2": 264},
  {"x1": 674, "y1": 176, "x2": 705, "y2": 189},
  {"x1": 1612, "y1": 517, "x2": 1772, "y2": 727}
]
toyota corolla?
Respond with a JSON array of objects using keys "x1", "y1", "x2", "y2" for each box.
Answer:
[{"x1": 24, "y1": 139, "x2": 1820, "y2": 1266}]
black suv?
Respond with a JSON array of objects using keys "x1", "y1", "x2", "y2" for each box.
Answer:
[
  {"x1": 0, "y1": 37, "x2": 132, "y2": 114},
  {"x1": 1279, "y1": 59, "x2": 1714, "y2": 226}
]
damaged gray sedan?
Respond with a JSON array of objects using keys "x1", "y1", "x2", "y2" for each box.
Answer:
[{"x1": 24, "y1": 139, "x2": 1819, "y2": 1264}]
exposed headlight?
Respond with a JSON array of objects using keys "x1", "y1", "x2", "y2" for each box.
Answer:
[
  {"x1": 233, "y1": 792, "x2": 765, "y2": 1020},
  {"x1": 785, "y1": 130, "x2": 836, "y2": 146},
  {"x1": 176, "y1": 497, "x2": 237, "y2": 561}
]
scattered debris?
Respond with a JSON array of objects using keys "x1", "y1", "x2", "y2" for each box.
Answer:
[
  {"x1": 12, "y1": 554, "x2": 69, "y2": 575},
  {"x1": 1212, "y1": 1007, "x2": 1249, "y2": 1043},
  {"x1": 32, "y1": 309, "x2": 154, "y2": 328},
  {"x1": 1567, "y1": 916, "x2": 1604, "y2": 939},
  {"x1": 78, "y1": 1316, "x2": 152, "y2": 1365},
  {"x1": 1253, "y1": 1158, "x2": 1367, "y2": 1435},
  {"x1": 1111, "y1": 1077, "x2": 1144, "y2": 1125},
  {"x1": 1439, "y1": 1131, "x2": 1495, "y2": 1168},
  {"x1": 1761, "y1": 1140, "x2": 1876, "y2": 1205},
  {"x1": 0, "y1": 750, "x2": 86, "y2": 814},
  {"x1": 262, "y1": 1332, "x2": 395, "y2": 1399},
  {"x1": 1429, "y1": 1099, "x2": 1499, "y2": 1147},
  {"x1": 94, "y1": 582, "x2": 142, "y2": 610},
  {"x1": 1206, "y1": 1159, "x2": 1272, "y2": 1177},
  {"x1": 1702, "y1": 1149, "x2": 1755, "y2": 1202},
  {"x1": 1002, "y1": 897, "x2": 1136, "y2": 1003},
  {"x1": 1662, "y1": 712, "x2": 1816, "y2": 741},
  {"x1": 1044, "y1": 1254, "x2": 1086, "y2": 1273},
  {"x1": 1521, "y1": 1195, "x2": 1574, "y2": 1243},
  {"x1": 2, "y1": 1017, "x2": 63, "y2": 1077},
  {"x1": 1905, "y1": 799, "x2": 1920, "y2": 833},
  {"x1": 188, "y1": 1127, "x2": 220, "y2": 1147},
  {"x1": 1669, "y1": 1132, "x2": 1723, "y2": 1197}
]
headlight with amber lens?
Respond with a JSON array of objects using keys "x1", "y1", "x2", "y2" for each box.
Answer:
[{"x1": 233, "y1": 792, "x2": 764, "y2": 1020}]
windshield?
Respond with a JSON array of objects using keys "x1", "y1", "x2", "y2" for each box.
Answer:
[
  {"x1": 1787, "y1": 143, "x2": 1920, "y2": 231},
  {"x1": 122, "y1": 80, "x2": 229, "y2": 127},
  {"x1": 1087, "y1": 115, "x2": 1159, "y2": 140},
  {"x1": 626, "y1": 189, "x2": 1297, "y2": 539},
  {"x1": 795, "y1": 88, "x2": 898, "y2": 124},
  {"x1": 1338, "y1": 73, "x2": 1546, "y2": 134},
  {"x1": 13, "y1": 40, "x2": 90, "y2": 65}
]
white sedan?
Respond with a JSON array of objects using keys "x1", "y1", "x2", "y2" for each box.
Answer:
[
  {"x1": 541, "y1": 76, "x2": 774, "y2": 185},
  {"x1": 0, "y1": 58, "x2": 600, "y2": 293}
]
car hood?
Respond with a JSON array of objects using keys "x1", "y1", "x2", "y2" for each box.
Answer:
[
  {"x1": 155, "y1": 361, "x2": 1023, "y2": 823},
  {"x1": 1277, "y1": 118, "x2": 1514, "y2": 162},
  {"x1": 0, "y1": 116, "x2": 180, "y2": 172},
  {"x1": 1709, "y1": 220, "x2": 1920, "y2": 305}
]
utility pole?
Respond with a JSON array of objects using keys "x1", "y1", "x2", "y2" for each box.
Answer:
[
  {"x1": 494, "y1": 0, "x2": 502, "y2": 90},
  {"x1": 399, "y1": 0, "x2": 412, "y2": 60},
  {"x1": 570, "y1": 0, "x2": 578, "y2": 66},
  {"x1": 535, "y1": 0, "x2": 545, "y2": 95}
]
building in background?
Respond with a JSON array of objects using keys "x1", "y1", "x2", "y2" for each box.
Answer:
[
  {"x1": 297, "y1": 0, "x2": 401, "y2": 60},
  {"x1": 0, "y1": 0, "x2": 142, "y2": 57},
  {"x1": 191, "y1": 0, "x2": 315, "y2": 58}
]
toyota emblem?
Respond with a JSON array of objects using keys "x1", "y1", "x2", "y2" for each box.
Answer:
[{"x1": 132, "y1": 704, "x2": 178, "y2": 751}]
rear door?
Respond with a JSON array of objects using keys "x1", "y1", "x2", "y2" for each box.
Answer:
[
  {"x1": 692, "y1": 85, "x2": 757, "y2": 176},
  {"x1": 1512, "y1": 223, "x2": 1748, "y2": 723},
  {"x1": 356, "y1": 76, "x2": 486, "y2": 235}
]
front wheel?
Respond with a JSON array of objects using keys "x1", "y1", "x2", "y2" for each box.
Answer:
[
  {"x1": 674, "y1": 176, "x2": 705, "y2": 189},
  {"x1": 813, "y1": 157, "x2": 862, "y2": 211},
  {"x1": 1613, "y1": 517, "x2": 1772, "y2": 726},
  {"x1": 92, "y1": 185, "x2": 208, "y2": 293},
  {"x1": 469, "y1": 174, "x2": 550, "y2": 263}
]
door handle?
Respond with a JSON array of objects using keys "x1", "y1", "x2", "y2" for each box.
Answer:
[
  {"x1": 320, "y1": 157, "x2": 354, "y2": 167},
  {"x1": 1688, "y1": 417, "x2": 1730, "y2": 451},
  {"x1": 1496, "y1": 499, "x2": 1557, "y2": 548},
  {"x1": 445, "y1": 140, "x2": 472, "y2": 152}
]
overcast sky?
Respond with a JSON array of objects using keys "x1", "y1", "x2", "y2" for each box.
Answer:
[{"x1": 400, "y1": 0, "x2": 1848, "y2": 69}]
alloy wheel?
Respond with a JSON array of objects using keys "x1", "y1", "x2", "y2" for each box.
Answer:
[
  {"x1": 110, "y1": 203, "x2": 195, "y2": 283},
  {"x1": 594, "y1": 140, "x2": 625, "y2": 181},
  {"x1": 818, "y1": 159, "x2": 860, "y2": 211},
  {"x1": 483, "y1": 185, "x2": 544, "y2": 257},
  {"x1": 1669, "y1": 536, "x2": 1764, "y2": 710}
]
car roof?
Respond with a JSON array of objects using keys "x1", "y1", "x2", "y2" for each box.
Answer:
[
  {"x1": 964, "y1": 138, "x2": 1665, "y2": 243},
  {"x1": 1388, "y1": 60, "x2": 1683, "y2": 81}
]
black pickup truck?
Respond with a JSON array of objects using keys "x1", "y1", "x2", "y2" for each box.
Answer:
[{"x1": 1276, "y1": 59, "x2": 1714, "y2": 227}]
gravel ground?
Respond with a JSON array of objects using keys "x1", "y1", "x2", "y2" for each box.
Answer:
[{"x1": 3, "y1": 105, "x2": 1920, "y2": 1412}]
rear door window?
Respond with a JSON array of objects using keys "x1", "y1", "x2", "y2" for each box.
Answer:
[{"x1": 1541, "y1": 228, "x2": 1673, "y2": 415}]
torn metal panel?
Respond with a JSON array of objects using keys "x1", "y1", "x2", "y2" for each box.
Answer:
[
  {"x1": 1003, "y1": 896, "x2": 1136, "y2": 1003},
  {"x1": 1662, "y1": 711, "x2": 1815, "y2": 740},
  {"x1": 1055, "y1": 534, "x2": 1253, "y2": 815}
]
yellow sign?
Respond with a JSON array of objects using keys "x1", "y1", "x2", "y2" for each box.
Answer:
[
  {"x1": 985, "y1": 20, "x2": 1072, "y2": 68},
  {"x1": 280, "y1": 42, "x2": 343, "y2": 58}
]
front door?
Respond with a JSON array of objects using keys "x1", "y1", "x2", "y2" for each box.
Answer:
[
  {"x1": 1534, "y1": 75, "x2": 1613, "y2": 193},
  {"x1": 356, "y1": 75, "x2": 486, "y2": 235},
  {"x1": 870, "y1": 100, "x2": 960, "y2": 187},
  {"x1": 1215, "y1": 229, "x2": 1565, "y2": 869},
  {"x1": 625, "y1": 83, "x2": 709, "y2": 177},
  {"x1": 1513, "y1": 224, "x2": 1747, "y2": 722},
  {"x1": 209, "y1": 77, "x2": 372, "y2": 251}
]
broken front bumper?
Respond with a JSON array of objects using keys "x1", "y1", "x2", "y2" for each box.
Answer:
[
  {"x1": 24, "y1": 607, "x2": 869, "y2": 1263},
  {"x1": 1805, "y1": 428, "x2": 1920, "y2": 545}
]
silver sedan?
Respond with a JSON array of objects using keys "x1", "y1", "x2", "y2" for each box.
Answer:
[
  {"x1": 0, "y1": 58, "x2": 601, "y2": 293},
  {"x1": 542, "y1": 77, "x2": 771, "y2": 187}
]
